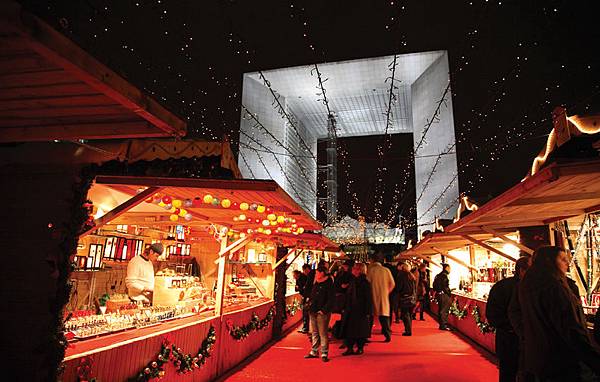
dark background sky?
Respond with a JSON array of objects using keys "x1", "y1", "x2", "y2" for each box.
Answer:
[{"x1": 21, "y1": 0, "x2": 600, "y2": 239}]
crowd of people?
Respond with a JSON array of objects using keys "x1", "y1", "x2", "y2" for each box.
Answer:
[
  {"x1": 292, "y1": 253, "x2": 429, "y2": 362},
  {"x1": 293, "y1": 245, "x2": 600, "y2": 381}
]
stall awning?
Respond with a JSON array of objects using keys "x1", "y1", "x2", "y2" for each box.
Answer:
[
  {"x1": 0, "y1": 1, "x2": 186, "y2": 142},
  {"x1": 88, "y1": 175, "x2": 322, "y2": 235},
  {"x1": 445, "y1": 159, "x2": 600, "y2": 235}
]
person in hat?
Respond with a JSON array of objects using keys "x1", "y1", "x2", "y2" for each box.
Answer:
[{"x1": 126, "y1": 242, "x2": 163, "y2": 303}]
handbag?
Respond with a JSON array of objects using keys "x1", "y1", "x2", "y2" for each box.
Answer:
[{"x1": 400, "y1": 294, "x2": 416, "y2": 308}]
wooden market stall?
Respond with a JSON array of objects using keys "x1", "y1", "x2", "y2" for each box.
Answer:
[{"x1": 60, "y1": 175, "x2": 322, "y2": 382}]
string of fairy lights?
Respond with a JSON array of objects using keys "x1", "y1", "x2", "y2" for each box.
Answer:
[{"x1": 37, "y1": 0, "x2": 600, "y2": 239}]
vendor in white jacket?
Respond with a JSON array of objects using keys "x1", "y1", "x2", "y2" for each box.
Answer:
[{"x1": 126, "y1": 242, "x2": 163, "y2": 303}]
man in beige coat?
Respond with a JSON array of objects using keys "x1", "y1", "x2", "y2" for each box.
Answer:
[{"x1": 367, "y1": 253, "x2": 395, "y2": 342}]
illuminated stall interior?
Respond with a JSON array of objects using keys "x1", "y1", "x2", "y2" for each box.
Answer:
[{"x1": 66, "y1": 175, "x2": 321, "y2": 341}]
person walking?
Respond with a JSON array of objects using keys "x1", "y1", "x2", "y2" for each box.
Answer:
[
  {"x1": 433, "y1": 263, "x2": 452, "y2": 331},
  {"x1": 486, "y1": 256, "x2": 531, "y2": 382},
  {"x1": 295, "y1": 265, "x2": 311, "y2": 333},
  {"x1": 304, "y1": 265, "x2": 335, "y2": 362},
  {"x1": 367, "y1": 253, "x2": 395, "y2": 342},
  {"x1": 340, "y1": 263, "x2": 373, "y2": 356},
  {"x1": 519, "y1": 245, "x2": 600, "y2": 381},
  {"x1": 334, "y1": 259, "x2": 354, "y2": 314},
  {"x1": 396, "y1": 262, "x2": 416, "y2": 336},
  {"x1": 416, "y1": 263, "x2": 429, "y2": 321}
]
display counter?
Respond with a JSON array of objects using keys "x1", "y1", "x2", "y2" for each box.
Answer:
[
  {"x1": 430, "y1": 292, "x2": 496, "y2": 354},
  {"x1": 62, "y1": 300, "x2": 275, "y2": 382}
]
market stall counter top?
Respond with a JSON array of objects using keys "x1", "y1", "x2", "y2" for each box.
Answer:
[
  {"x1": 430, "y1": 292, "x2": 496, "y2": 354},
  {"x1": 62, "y1": 300, "x2": 276, "y2": 382}
]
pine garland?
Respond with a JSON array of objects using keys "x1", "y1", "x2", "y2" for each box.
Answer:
[
  {"x1": 449, "y1": 299, "x2": 468, "y2": 319},
  {"x1": 134, "y1": 326, "x2": 217, "y2": 381},
  {"x1": 471, "y1": 306, "x2": 495, "y2": 334},
  {"x1": 285, "y1": 299, "x2": 302, "y2": 317},
  {"x1": 227, "y1": 306, "x2": 276, "y2": 340}
]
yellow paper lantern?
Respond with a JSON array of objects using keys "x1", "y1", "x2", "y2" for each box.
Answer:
[
  {"x1": 203, "y1": 194, "x2": 213, "y2": 204},
  {"x1": 297, "y1": 227, "x2": 305, "y2": 234},
  {"x1": 221, "y1": 199, "x2": 231, "y2": 208},
  {"x1": 172, "y1": 199, "x2": 182, "y2": 208},
  {"x1": 158, "y1": 201, "x2": 166, "y2": 208},
  {"x1": 267, "y1": 213, "x2": 276, "y2": 221},
  {"x1": 178, "y1": 209, "x2": 187, "y2": 217},
  {"x1": 265, "y1": 229, "x2": 272, "y2": 235},
  {"x1": 277, "y1": 216, "x2": 285, "y2": 224},
  {"x1": 270, "y1": 221, "x2": 277, "y2": 226},
  {"x1": 239, "y1": 214, "x2": 246, "y2": 221},
  {"x1": 257, "y1": 227, "x2": 264, "y2": 233},
  {"x1": 257, "y1": 205, "x2": 266, "y2": 213},
  {"x1": 170, "y1": 214, "x2": 179, "y2": 222},
  {"x1": 240, "y1": 202, "x2": 249, "y2": 211},
  {"x1": 227, "y1": 230, "x2": 234, "y2": 237}
]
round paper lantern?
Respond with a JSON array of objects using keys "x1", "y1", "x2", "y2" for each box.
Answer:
[
  {"x1": 169, "y1": 214, "x2": 179, "y2": 222},
  {"x1": 233, "y1": 216, "x2": 239, "y2": 222},
  {"x1": 257, "y1": 205, "x2": 266, "y2": 213},
  {"x1": 267, "y1": 213, "x2": 276, "y2": 221},
  {"x1": 153, "y1": 193, "x2": 162, "y2": 203},
  {"x1": 172, "y1": 199, "x2": 182, "y2": 208},
  {"x1": 227, "y1": 230, "x2": 234, "y2": 237},
  {"x1": 178, "y1": 209, "x2": 187, "y2": 217},
  {"x1": 164, "y1": 203, "x2": 173, "y2": 210},
  {"x1": 239, "y1": 214, "x2": 246, "y2": 221},
  {"x1": 184, "y1": 213, "x2": 193, "y2": 221},
  {"x1": 211, "y1": 198, "x2": 220, "y2": 206},
  {"x1": 270, "y1": 221, "x2": 277, "y2": 226},
  {"x1": 183, "y1": 199, "x2": 193, "y2": 208},
  {"x1": 162, "y1": 196, "x2": 172, "y2": 204},
  {"x1": 277, "y1": 216, "x2": 285, "y2": 224},
  {"x1": 240, "y1": 202, "x2": 249, "y2": 211},
  {"x1": 174, "y1": 208, "x2": 181, "y2": 215},
  {"x1": 249, "y1": 203, "x2": 258, "y2": 211},
  {"x1": 262, "y1": 220, "x2": 270, "y2": 226},
  {"x1": 221, "y1": 199, "x2": 231, "y2": 208},
  {"x1": 220, "y1": 227, "x2": 229, "y2": 235},
  {"x1": 257, "y1": 227, "x2": 264, "y2": 233},
  {"x1": 247, "y1": 229, "x2": 253, "y2": 234},
  {"x1": 203, "y1": 194, "x2": 213, "y2": 204},
  {"x1": 240, "y1": 232, "x2": 246, "y2": 238},
  {"x1": 265, "y1": 229, "x2": 272, "y2": 235},
  {"x1": 158, "y1": 201, "x2": 166, "y2": 208},
  {"x1": 297, "y1": 227, "x2": 305, "y2": 234}
]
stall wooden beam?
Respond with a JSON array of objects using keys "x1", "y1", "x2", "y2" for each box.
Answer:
[
  {"x1": 282, "y1": 249, "x2": 306, "y2": 272},
  {"x1": 272, "y1": 247, "x2": 298, "y2": 272},
  {"x1": 402, "y1": 252, "x2": 442, "y2": 269},
  {"x1": 430, "y1": 246, "x2": 478, "y2": 271},
  {"x1": 79, "y1": 186, "x2": 162, "y2": 238},
  {"x1": 480, "y1": 226, "x2": 535, "y2": 255},
  {"x1": 217, "y1": 234, "x2": 254, "y2": 258},
  {"x1": 215, "y1": 234, "x2": 228, "y2": 317},
  {"x1": 461, "y1": 235, "x2": 517, "y2": 262},
  {"x1": 243, "y1": 264, "x2": 269, "y2": 298}
]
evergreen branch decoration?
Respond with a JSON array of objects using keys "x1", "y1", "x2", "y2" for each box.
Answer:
[
  {"x1": 227, "y1": 306, "x2": 276, "y2": 340},
  {"x1": 471, "y1": 305, "x2": 495, "y2": 334},
  {"x1": 449, "y1": 299, "x2": 468, "y2": 319},
  {"x1": 286, "y1": 299, "x2": 302, "y2": 317}
]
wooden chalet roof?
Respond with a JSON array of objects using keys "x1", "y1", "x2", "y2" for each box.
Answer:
[
  {"x1": 0, "y1": 1, "x2": 186, "y2": 142},
  {"x1": 91, "y1": 175, "x2": 322, "y2": 234},
  {"x1": 445, "y1": 159, "x2": 600, "y2": 235}
]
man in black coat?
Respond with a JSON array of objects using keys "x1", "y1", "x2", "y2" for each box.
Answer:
[
  {"x1": 304, "y1": 265, "x2": 335, "y2": 362},
  {"x1": 433, "y1": 264, "x2": 452, "y2": 330},
  {"x1": 486, "y1": 256, "x2": 531, "y2": 382},
  {"x1": 341, "y1": 263, "x2": 373, "y2": 355}
]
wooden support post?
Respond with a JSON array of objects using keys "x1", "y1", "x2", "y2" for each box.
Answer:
[
  {"x1": 468, "y1": 244, "x2": 477, "y2": 282},
  {"x1": 243, "y1": 264, "x2": 269, "y2": 298},
  {"x1": 480, "y1": 226, "x2": 535, "y2": 255},
  {"x1": 430, "y1": 246, "x2": 478, "y2": 271},
  {"x1": 214, "y1": 233, "x2": 228, "y2": 317},
  {"x1": 79, "y1": 186, "x2": 162, "y2": 238},
  {"x1": 461, "y1": 235, "x2": 517, "y2": 262},
  {"x1": 272, "y1": 247, "x2": 296, "y2": 272},
  {"x1": 217, "y1": 234, "x2": 254, "y2": 259}
]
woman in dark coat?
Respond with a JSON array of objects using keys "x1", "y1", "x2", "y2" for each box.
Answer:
[
  {"x1": 519, "y1": 245, "x2": 600, "y2": 381},
  {"x1": 396, "y1": 262, "x2": 416, "y2": 336},
  {"x1": 341, "y1": 262, "x2": 373, "y2": 355}
]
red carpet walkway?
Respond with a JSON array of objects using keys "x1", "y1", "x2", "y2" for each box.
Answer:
[{"x1": 222, "y1": 314, "x2": 498, "y2": 382}]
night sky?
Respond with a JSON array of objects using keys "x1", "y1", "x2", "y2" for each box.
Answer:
[{"x1": 21, "y1": 0, "x2": 600, "y2": 239}]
